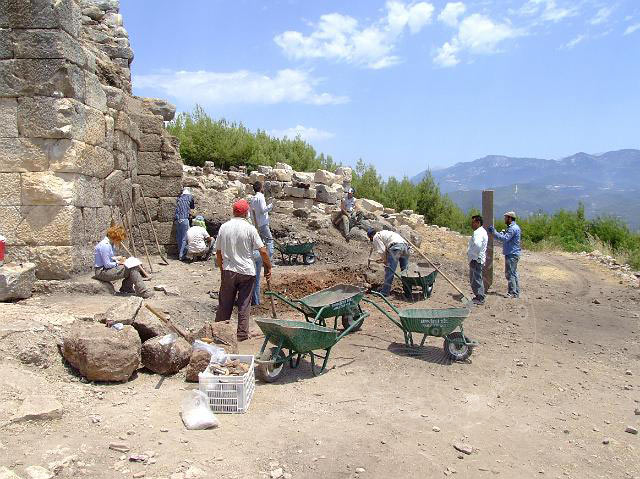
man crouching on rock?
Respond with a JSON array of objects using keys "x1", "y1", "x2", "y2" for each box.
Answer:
[
  {"x1": 93, "y1": 225, "x2": 153, "y2": 298},
  {"x1": 215, "y1": 199, "x2": 272, "y2": 341}
]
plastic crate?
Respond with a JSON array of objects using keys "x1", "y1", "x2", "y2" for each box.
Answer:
[{"x1": 198, "y1": 355, "x2": 255, "y2": 414}]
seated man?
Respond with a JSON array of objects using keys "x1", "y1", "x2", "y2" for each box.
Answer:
[
  {"x1": 332, "y1": 187, "x2": 359, "y2": 241},
  {"x1": 367, "y1": 228, "x2": 410, "y2": 297},
  {"x1": 93, "y1": 226, "x2": 153, "y2": 298},
  {"x1": 186, "y1": 215, "x2": 214, "y2": 262}
]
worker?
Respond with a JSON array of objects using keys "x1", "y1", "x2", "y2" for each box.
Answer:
[
  {"x1": 488, "y1": 211, "x2": 521, "y2": 298},
  {"x1": 367, "y1": 228, "x2": 410, "y2": 297},
  {"x1": 215, "y1": 199, "x2": 272, "y2": 341},
  {"x1": 185, "y1": 215, "x2": 213, "y2": 262},
  {"x1": 333, "y1": 187, "x2": 358, "y2": 241},
  {"x1": 93, "y1": 225, "x2": 153, "y2": 298},
  {"x1": 174, "y1": 187, "x2": 194, "y2": 261},
  {"x1": 467, "y1": 214, "x2": 488, "y2": 305},
  {"x1": 250, "y1": 181, "x2": 274, "y2": 305}
]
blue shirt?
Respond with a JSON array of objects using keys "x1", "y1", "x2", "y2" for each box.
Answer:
[
  {"x1": 94, "y1": 237, "x2": 117, "y2": 269},
  {"x1": 174, "y1": 194, "x2": 194, "y2": 220},
  {"x1": 492, "y1": 222, "x2": 521, "y2": 257}
]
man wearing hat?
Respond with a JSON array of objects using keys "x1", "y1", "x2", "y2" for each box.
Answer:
[
  {"x1": 333, "y1": 187, "x2": 358, "y2": 241},
  {"x1": 488, "y1": 211, "x2": 521, "y2": 298},
  {"x1": 185, "y1": 215, "x2": 213, "y2": 262},
  {"x1": 367, "y1": 228, "x2": 410, "y2": 297},
  {"x1": 215, "y1": 199, "x2": 272, "y2": 341},
  {"x1": 174, "y1": 187, "x2": 195, "y2": 261}
]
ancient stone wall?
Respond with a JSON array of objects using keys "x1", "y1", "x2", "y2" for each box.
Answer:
[{"x1": 0, "y1": 0, "x2": 183, "y2": 280}]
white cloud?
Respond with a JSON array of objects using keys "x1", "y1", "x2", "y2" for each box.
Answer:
[
  {"x1": 624, "y1": 23, "x2": 640, "y2": 35},
  {"x1": 438, "y1": 2, "x2": 467, "y2": 27},
  {"x1": 133, "y1": 69, "x2": 348, "y2": 106},
  {"x1": 590, "y1": 6, "x2": 614, "y2": 25},
  {"x1": 562, "y1": 34, "x2": 586, "y2": 49},
  {"x1": 434, "y1": 13, "x2": 522, "y2": 67},
  {"x1": 269, "y1": 125, "x2": 335, "y2": 142},
  {"x1": 274, "y1": 1, "x2": 435, "y2": 69},
  {"x1": 519, "y1": 0, "x2": 578, "y2": 23}
]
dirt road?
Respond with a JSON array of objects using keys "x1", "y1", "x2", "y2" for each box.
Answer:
[{"x1": 0, "y1": 226, "x2": 638, "y2": 479}]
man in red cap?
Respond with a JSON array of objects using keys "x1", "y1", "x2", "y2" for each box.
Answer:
[{"x1": 214, "y1": 199, "x2": 272, "y2": 341}]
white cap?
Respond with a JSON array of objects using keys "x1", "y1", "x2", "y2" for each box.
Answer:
[{"x1": 182, "y1": 187, "x2": 192, "y2": 195}]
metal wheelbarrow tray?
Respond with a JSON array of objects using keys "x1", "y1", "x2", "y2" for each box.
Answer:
[
  {"x1": 363, "y1": 292, "x2": 478, "y2": 361},
  {"x1": 266, "y1": 284, "x2": 369, "y2": 332},
  {"x1": 274, "y1": 240, "x2": 316, "y2": 265},
  {"x1": 254, "y1": 317, "x2": 363, "y2": 382},
  {"x1": 392, "y1": 269, "x2": 438, "y2": 301}
]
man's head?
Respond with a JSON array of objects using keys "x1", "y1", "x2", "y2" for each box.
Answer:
[
  {"x1": 233, "y1": 199, "x2": 250, "y2": 218},
  {"x1": 367, "y1": 228, "x2": 377, "y2": 242},
  {"x1": 503, "y1": 211, "x2": 516, "y2": 225},
  {"x1": 193, "y1": 215, "x2": 206, "y2": 228},
  {"x1": 347, "y1": 187, "x2": 354, "y2": 199},
  {"x1": 471, "y1": 215, "x2": 483, "y2": 230},
  {"x1": 253, "y1": 181, "x2": 263, "y2": 193},
  {"x1": 106, "y1": 225, "x2": 126, "y2": 244}
]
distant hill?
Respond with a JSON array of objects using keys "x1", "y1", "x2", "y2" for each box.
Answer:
[{"x1": 411, "y1": 149, "x2": 640, "y2": 229}]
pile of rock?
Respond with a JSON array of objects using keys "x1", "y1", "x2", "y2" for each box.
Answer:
[{"x1": 579, "y1": 250, "x2": 639, "y2": 283}]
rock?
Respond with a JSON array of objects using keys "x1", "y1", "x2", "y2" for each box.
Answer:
[
  {"x1": 397, "y1": 225, "x2": 422, "y2": 248},
  {"x1": 0, "y1": 262, "x2": 36, "y2": 302},
  {"x1": 275, "y1": 162, "x2": 293, "y2": 171},
  {"x1": 452, "y1": 442, "x2": 473, "y2": 455},
  {"x1": 432, "y1": 426, "x2": 441, "y2": 432},
  {"x1": 349, "y1": 228, "x2": 369, "y2": 242},
  {"x1": 23, "y1": 466, "x2": 53, "y2": 479},
  {"x1": 308, "y1": 213, "x2": 331, "y2": 230},
  {"x1": 293, "y1": 208, "x2": 310, "y2": 219},
  {"x1": 257, "y1": 165, "x2": 272, "y2": 174},
  {"x1": 635, "y1": 407, "x2": 640, "y2": 415},
  {"x1": 602, "y1": 438, "x2": 610, "y2": 444},
  {"x1": 315, "y1": 184, "x2": 340, "y2": 204},
  {"x1": 0, "y1": 467, "x2": 22, "y2": 479},
  {"x1": 625, "y1": 426, "x2": 638, "y2": 435},
  {"x1": 141, "y1": 98, "x2": 176, "y2": 121},
  {"x1": 292, "y1": 171, "x2": 314, "y2": 184},
  {"x1": 62, "y1": 323, "x2": 141, "y2": 382},
  {"x1": 274, "y1": 200, "x2": 294, "y2": 213},
  {"x1": 11, "y1": 395, "x2": 63, "y2": 423},
  {"x1": 592, "y1": 299, "x2": 600, "y2": 305},
  {"x1": 359, "y1": 198, "x2": 384, "y2": 213},
  {"x1": 190, "y1": 321, "x2": 238, "y2": 353},
  {"x1": 141, "y1": 335, "x2": 191, "y2": 375},
  {"x1": 314, "y1": 169, "x2": 339, "y2": 185},
  {"x1": 269, "y1": 169, "x2": 293, "y2": 182},
  {"x1": 203, "y1": 161, "x2": 215, "y2": 174},
  {"x1": 283, "y1": 186, "x2": 308, "y2": 198},
  {"x1": 270, "y1": 468, "x2": 283, "y2": 479},
  {"x1": 625, "y1": 370, "x2": 632, "y2": 376},
  {"x1": 94, "y1": 296, "x2": 143, "y2": 326},
  {"x1": 185, "y1": 350, "x2": 211, "y2": 382},
  {"x1": 184, "y1": 466, "x2": 205, "y2": 479},
  {"x1": 355, "y1": 467, "x2": 366, "y2": 474},
  {"x1": 154, "y1": 285, "x2": 180, "y2": 296},
  {"x1": 132, "y1": 307, "x2": 169, "y2": 342},
  {"x1": 109, "y1": 442, "x2": 130, "y2": 453},
  {"x1": 335, "y1": 166, "x2": 353, "y2": 183}
]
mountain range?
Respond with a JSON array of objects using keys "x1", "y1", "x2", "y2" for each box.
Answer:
[{"x1": 410, "y1": 149, "x2": 640, "y2": 229}]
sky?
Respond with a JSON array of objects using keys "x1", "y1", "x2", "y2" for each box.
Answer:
[{"x1": 122, "y1": 0, "x2": 640, "y2": 178}]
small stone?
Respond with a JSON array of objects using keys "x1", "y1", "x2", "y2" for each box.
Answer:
[
  {"x1": 355, "y1": 467, "x2": 366, "y2": 474},
  {"x1": 184, "y1": 467, "x2": 205, "y2": 479},
  {"x1": 24, "y1": 466, "x2": 54, "y2": 479},
  {"x1": 133, "y1": 473, "x2": 146, "y2": 478},
  {"x1": 270, "y1": 468, "x2": 283, "y2": 479},
  {"x1": 453, "y1": 443, "x2": 473, "y2": 455},
  {"x1": 432, "y1": 426, "x2": 440, "y2": 432},
  {"x1": 626, "y1": 370, "x2": 633, "y2": 376},
  {"x1": 625, "y1": 426, "x2": 638, "y2": 435},
  {"x1": 109, "y1": 442, "x2": 130, "y2": 453},
  {"x1": 592, "y1": 299, "x2": 600, "y2": 304},
  {"x1": 160, "y1": 428, "x2": 169, "y2": 432},
  {"x1": 635, "y1": 408, "x2": 640, "y2": 415},
  {"x1": 602, "y1": 438, "x2": 610, "y2": 444},
  {"x1": 283, "y1": 474, "x2": 292, "y2": 479}
]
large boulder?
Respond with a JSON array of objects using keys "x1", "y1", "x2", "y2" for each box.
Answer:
[
  {"x1": 132, "y1": 306, "x2": 169, "y2": 342},
  {"x1": 275, "y1": 162, "x2": 293, "y2": 171},
  {"x1": 62, "y1": 323, "x2": 141, "y2": 382},
  {"x1": 268, "y1": 168, "x2": 292, "y2": 182},
  {"x1": 141, "y1": 334, "x2": 191, "y2": 375},
  {"x1": 141, "y1": 98, "x2": 176, "y2": 121},
  {"x1": 185, "y1": 349, "x2": 211, "y2": 382},
  {"x1": 315, "y1": 184, "x2": 340, "y2": 204},
  {"x1": 335, "y1": 166, "x2": 353, "y2": 183},
  {"x1": 359, "y1": 198, "x2": 384, "y2": 213},
  {"x1": 190, "y1": 321, "x2": 238, "y2": 353},
  {"x1": 94, "y1": 296, "x2": 143, "y2": 326},
  {"x1": 292, "y1": 171, "x2": 314, "y2": 185},
  {"x1": 314, "y1": 169, "x2": 340, "y2": 186},
  {"x1": 0, "y1": 263, "x2": 36, "y2": 302}
]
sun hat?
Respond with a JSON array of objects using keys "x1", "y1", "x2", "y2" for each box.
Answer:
[{"x1": 503, "y1": 211, "x2": 517, "y2": 219}]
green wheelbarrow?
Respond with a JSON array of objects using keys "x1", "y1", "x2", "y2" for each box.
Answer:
[
  {"x1": 265, "y1": 284, "x2": 369, "y2": 332},
  {"x1": 363, "y1": 292, "x2": 477, "y2": 361},
  {"x1": 388, "y1": 267, "x2": 438, "y2": 301},
  {"x1": 254, "y1": 316, "x2": 364, "y2": 382},
  {"x1": 274, "y1": 240, "x2": 316, "y2": 265}
]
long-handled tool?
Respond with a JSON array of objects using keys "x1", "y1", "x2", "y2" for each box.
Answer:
[
  {"x1": 119, "y1": 190, "x2": 137, "y2": 256},
  {"x1": 139, "y1": 187, "x2": 169, "y2": 265},
  {"x1": 123, "y1": 188, "x2": 154, "y2": 273},
  {"x1": 265, "y1": 277, "x2": 277, "y2": 319},
  {"x1": 145, "y1": 303, "x2": 190, "y2": 340}
]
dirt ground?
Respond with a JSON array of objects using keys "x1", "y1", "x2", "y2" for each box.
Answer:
[{"x1": 1, "y1": 222, "x2": 639, "y2": 479}]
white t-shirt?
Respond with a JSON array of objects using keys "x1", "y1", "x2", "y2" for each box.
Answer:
[
  {"x1": 372, "y1": 230, "x2": 406, "y2": 261},
  {"x1": 214, "y1": 218, "x2": 265, "y2": 276},
  {"x1": 187, "y1": 225, "x2": 210, "y2": 254},
  {"x1": 250, "y1": 192, "x2": 273, "y2": 228},
  {"x1": 467, "y1": 226, "x2": 488, "y2": 264}
]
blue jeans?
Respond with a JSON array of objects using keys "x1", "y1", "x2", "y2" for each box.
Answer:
[
  {"x1": 505, "y1": 254, "x2": 520, "y2": 297},
  {"x1": 381, "y1": 244, "x2": 409, "y2": 296},
  {"x1": 176, "y1": 218, "x2": 189, "y2": 260},
  {"x1": 469, "y1": 260, "x2": 485, "y2": 301},
  {"x1": 252, "y1": 225, "x2": 274, "y2": 305}
]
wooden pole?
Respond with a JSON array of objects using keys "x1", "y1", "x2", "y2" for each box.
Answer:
[
  {"x1": 265, "y1": 277, "x2": 277, "y2": 319},
  {"x1": 119, "y1": 190, "x2": 137, "y2": 256},
  {"x1": 482, "y1": 190, "x2": 494, "y2": 292},
  {"x1": 139, "y1": 187, "x2": 169, "y2": 265},
  {"x1": 125, "y1": 189, "x2": 154, "y2": 273}
]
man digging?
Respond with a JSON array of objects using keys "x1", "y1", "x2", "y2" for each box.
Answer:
[
  {"x1": 367, "y1": 228, "x2": 410, "y2": 297},
  {"x1": 215, "y1": 199, "x2": 272, "y2": 341}
]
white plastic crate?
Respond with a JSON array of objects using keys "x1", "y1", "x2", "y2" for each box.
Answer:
[{"x1": 198, "y1": 354, "x2": 255, "y2": 414}]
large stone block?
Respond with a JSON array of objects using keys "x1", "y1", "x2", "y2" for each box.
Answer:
[
  {"x1": 0, "y1": 59, "x2": 85, "y2": 100},
  {"x1": 137, "y1": 151, "x2": 161, "y2": 175},
  {"x1": 160, "y1": 157, "x2": 183, "y2": 177},
  {"x1": 104, "y1": 113, "x2": 114, "y2": 151},
  {"x1": 314, "y1": 169, "x2": 340, "y2": 186},
  {"x1": 103, "y1": 169, "x2": 125, "y2": 206},
  {"x1": 335, "y1": 166, "x2": 353, "y2": 182},
  {"x1": 153, "y1": 221, "x2": 176, "y2": 245},
  {"x1": 275, "y1": 162, "x2": 293, "y2": 171},
  {"x1": 12, "y1": 29, "x2": 86, "y2": 67},
  {"x1": 21, "y1": 172, "x2": 103, "y2": 207},
  {"x1": 359, "y1": 198, "x2": 384, "y2": 213},
  {"x1": 84, "y1": 72, "x2": 107, "y2": 112},
  {"x1": 30, "y1": 245, "x2": 79, "y2": 279},
  {"x1": 103, "y1": 85, "x2": 125, "y2": 110},
  {"x1": 0, "y1": 30, "x2": 13, "y2": 59},
  {"x1": 315, "y1": 184, "x2": 340, "y2": 204},
  {"x1": 292, "y1": 171, "x2": 315, "y2": 184},
  {"x1": 0, "y1": 98, "x2": 17, "y2": 137},
  {"x1": 0, "y1": 262, "x2": 36, "y2": 302},
  {"x1": 6, "y1": 0, "x2": 81, "y2": 38},
  {"x1": 48, "y1": 139, "x2": 114, "y2": 179},
  {"x1": 0, "y1": 205, "x2": 21, "y2": 244},
  {"x1": 283, "y1": 186, "x2": 307, "y2": 198},
  {"x1": 141, "y1": 98, "x2": 176, "y2": 121},
  {"x1": 16, "y1": 205, "x2": 84, "y2": 246},
  {"x1": 267, "y1": 168, "x2": 292, "y2": 182},
  {"x1": 131, "y1": 113, "x2": 164, "y2": 135},
  {"x1": 138, "y1": 133, "x2": 161, "y2": 152},
  {"x1": 156, "y1": 197, "x2": 176, "y2": 222},
  {"x1": 136, "y1": 175, "x2": 182, "y2": 198},
  {"x1": 0, "y1": 172, "x2": 19, "y2": 206},
  {"x1": 0, "y1": 137, "x2": 48, "y2": 172}
]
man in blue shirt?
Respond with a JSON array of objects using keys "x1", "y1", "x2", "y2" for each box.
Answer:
[
  {"x1": 488, "y1": 211, "x2": 521, "y2": 298},
  {"x1": 93, "y1": 225, "x2": 152, "y2": 298},
  {"x1": 175, "y1": 187, "x2": 195, "y2": 261}
]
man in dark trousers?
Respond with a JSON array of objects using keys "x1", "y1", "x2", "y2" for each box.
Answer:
[{"x1": 174, "y1": 187, "x2": 194, "y2": 261}]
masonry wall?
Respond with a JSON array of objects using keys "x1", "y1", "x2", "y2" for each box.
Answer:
[{"x1": 0, "y1": 0, "x2": 183, "y2": 280}]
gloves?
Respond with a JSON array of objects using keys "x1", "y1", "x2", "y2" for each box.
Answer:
[{"x1": 487, "y1": 225, "x2": 495, "y2": 233}]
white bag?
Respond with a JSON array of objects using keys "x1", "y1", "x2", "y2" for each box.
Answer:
[
  {"x1": 181, "y1": 390, "x2": 220, "y2": 430},
  {"x1": 192, "y1": 340, "x2": 227, "y2": 365}
]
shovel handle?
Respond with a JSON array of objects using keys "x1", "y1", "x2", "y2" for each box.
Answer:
[{"x1": 265, "y1": 277, "x2": 277, "y2": 319}]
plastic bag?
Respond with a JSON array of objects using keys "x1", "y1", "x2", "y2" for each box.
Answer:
[
  {"x1": 192, "y1": 340, "x2": 227, "y2": 365},
  {"x1": 159, "y1": 333, "x2": 178, "y2": 346},
  {"x1": 181, "y1": 390, "x2": 220, "y2": 430}
]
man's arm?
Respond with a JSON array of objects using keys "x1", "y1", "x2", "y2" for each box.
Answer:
[
  {"x1": 493, "y1": 225, "x2": 515, "y2": 242},
  {"x1": 216, "y1": 250, "x2": 223, "y2": 273},
  {"x1": 259, "y1": 247, "x2": 272, "y2": 281}
]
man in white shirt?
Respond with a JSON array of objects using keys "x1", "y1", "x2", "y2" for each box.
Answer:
[
  {"x1": 467, "y1": 215, "x2": 488, "y2": 305},
  {"x1": 367, "y1": 228, "x2": 410, "y2": 297},
  {"x1": 185, "y1": 215, "x2": 213, "y2": 262},
  {"x1": 250, "y1": 181, "x2": 274, "y2": 305},
  {"x1": 215, "y1": 199, "x2": 272, "y2": 341}
]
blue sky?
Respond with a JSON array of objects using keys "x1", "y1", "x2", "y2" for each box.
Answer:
[{"x1": 122, "y1": 0, "x2": 640, "y2": 178}]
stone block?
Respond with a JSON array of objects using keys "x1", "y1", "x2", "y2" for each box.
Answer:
[
  {"x1": 0, "y1": 205, "x2": 21, "y2": 244},
  {"x1": 103, "y1": 85, "x2": 125, "y2": 110},
  {"x1": 114, "y1": 110, "x2": 132, "y2": 133},
  {"x1": 21, "y1": 172, "x2": 103, "y2": 207},
  {"x1": 308, "y1": 213, "x2": 331, "y2": 229},
  {"x1": 104, "y1": 113, "x2": 114, "y2": 151},
  {"x1": 12, "y1": 29, "x2": 86, "y2": 66},
  {"x1": 249, "y1": 171, "x2": 265, "y2": 184},
  {"x1": 131, "y1": 113, "x2": 164, "y2": 135},
  {"x1": 16, "y1": 205, "x2": 84, "y2": 246},
  {"x1": 0, "y1": 262, "x2": 36, "y2": 302},
  {"x1": 383, "y1": 207, "x2": 395, "y2": 214},
  {"x1": 263, "y1": 181, "x2": 283, "y2": 197},
  {"x1": 113, "y1": 151, "x2": 127, "y2": 170},
  {"x1": 0, "y1": 30, "x2": 13, "y2": 59},
  {"x1": 160, "y1": 156, "x2": 183, "y2": 177},
  {"x1": 153, "y1": 221, "x2": 176, "y2": 245},
  {"x1": 257, "y1": 165, "x2": 272, "y2": 174},
  {"x1": 273, "y1": 200, "x2": 294, "y2": 213},
  {"x1": 0, "y1": 58, "x2": 85, "y2": 100},
  {"x1": 137, "y1": 151, "x2": 161, "y2": 175},
  {"x1": 141, "y1": 98, "x2": 176, "y2": 121},
  {"x1": 0, "y1": 137, "x2": 48, "y2": 172},
  {"x1": 48, "y1": 139, "x2": 114, "y2": 179},
  {"x1": 84, "y1": 71, "x2": 107, "y2": 112},
  {"x1": 283, "y1": 186, "x2": 307, "y2": 198},
  {"x1": 335, "y1": 166, "x2": 353, "y2": 182},
  {"x1": 138, "y1": 133, "x2": 161, "y2": 152},
  {"x1": 137, "y1": 175, "x2": 182, "y2": 198},
  {"x1": 292, "y1": 171, "x2": 314, "y2": 184},
  {"x1": 157, "y1": 197, "x2": 176, "y2": 222},
  {"x1": 268, "y1": 168, "x2": 293, "y2": 182},
  {"x1": 290, "y1": 198, "x2": 314, "y2": 210},
  {"x1": 0, "y1": 98, "x2": 17, "y2": 137},
  {"x1": 275, "y1": 162, "x2": 293, "y2": 171},
  {"x1": 7, "y1": 0, "x2": 81, "y2": 37},
  {"x1": 314, "y1": 169, "x2": 339, "y2": 186},
  {"x1": 103, "y1": 169, "x2": 125, "y2": 206},
  {"x1": 0, "y1": 172, "x2": 19, "y2": 206},
  {"x1": 30, "y1": 245, "x2": 78, "y2": 279},
  {"x1": 315, "y1": 184, "x2": 339, "y2": 204},
  {"x1": 359, "y1": 198, "x2": 384, "y2": 213},
  {"x1": 113, "y1": 130, "x2": 135, "y2": 157}
]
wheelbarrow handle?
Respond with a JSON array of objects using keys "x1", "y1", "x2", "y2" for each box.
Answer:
[
  {"x1": 265, "y1": 290, "x2": 308, "y2": 313},
  {"x1": 362, "y1": 297, "x2": 403, "y2": 330}
]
